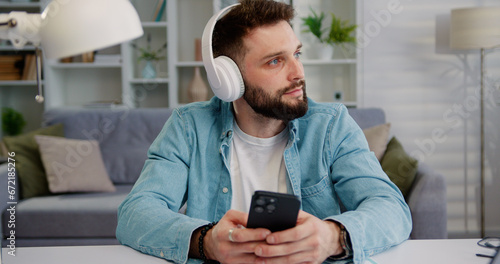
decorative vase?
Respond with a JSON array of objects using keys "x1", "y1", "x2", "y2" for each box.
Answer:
[
  {"x1": 187, "y1": 38, "x2": 209, "y2": 102},
  {"x1": 142, "y1": 60, "x2": 157, "y2": 79},
  {"x1": 188, "y1": 67, "x2": 209, "y2": 102}
]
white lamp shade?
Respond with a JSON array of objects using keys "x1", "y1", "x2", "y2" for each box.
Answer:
[
  {"x1": 40, "y1": 0, "x2": 143, "y2": 59},
  {"x1": 450, "y1": 6, "x2": 500, "y2": 50}
]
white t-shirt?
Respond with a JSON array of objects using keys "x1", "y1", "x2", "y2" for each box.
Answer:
[{"x1": 230, "y1": 121, "x2": 289, "y2": 212}]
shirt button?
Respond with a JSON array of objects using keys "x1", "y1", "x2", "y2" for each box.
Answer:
[
  {"x1": 222, "y1": 187, "x2": 229, "y2": 193},
  {"x1": 227, "y1": 131, "x2": 232, "y2": 137}
]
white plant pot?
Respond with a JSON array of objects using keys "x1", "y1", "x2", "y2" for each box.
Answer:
[{"x1": 315, "y1": 43, "x2": 334, "y2": 60}]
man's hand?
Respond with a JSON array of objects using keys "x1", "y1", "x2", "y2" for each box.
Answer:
[
  {"x1": 253, "y1": 210, "x2": 343, "y2": 264},
  {"x1": 204, "y1": 210, "x2": 271, "y2": 264}
]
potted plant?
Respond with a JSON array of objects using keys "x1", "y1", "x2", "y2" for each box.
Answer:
[
  {"x1": 131, "y1": 33, "x2": 167, "y2": 79},
  {"x1": 302, "y1": 9, "x2": 357, "y2": 60},
  {"x1": 1, "y1": 107, "x2": 26, "y2": 136}
]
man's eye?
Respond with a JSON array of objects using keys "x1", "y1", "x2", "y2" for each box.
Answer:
[
  {"x1": 294, "y1": 51, "x2": 302, "y2": 59},
  {"x1": 268, "y1": 58, "x2": 279, "y2": 65}
]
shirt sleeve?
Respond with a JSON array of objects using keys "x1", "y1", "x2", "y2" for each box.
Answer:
[
  {"x1": 324, "y1": 105, "x2": 412, "y2": 264},
  {"x1": 116, "y1": 109, "x2": 207, "y2": 264}
]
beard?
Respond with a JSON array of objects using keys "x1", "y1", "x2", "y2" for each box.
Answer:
[{"x1": 242, "y1": 79, "x2": 308, "y2": 122}]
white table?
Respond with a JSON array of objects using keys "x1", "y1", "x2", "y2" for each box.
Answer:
[
  {"x1": 1, "y1": 245, "x2": 168, "y2": 264},
  {"x1": 1, "y1": 239, "x2": 496, "y2": 264},
  {"x1": 367, "y1": 239, "x2": 495, "y2": 264}
]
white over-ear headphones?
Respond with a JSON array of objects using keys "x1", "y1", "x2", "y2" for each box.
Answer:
[{"x1": 201, "y1": 4, "x2": 245, "y2": 102}]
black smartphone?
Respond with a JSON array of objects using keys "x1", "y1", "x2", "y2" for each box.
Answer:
[{"x1": 247, "y1": 190, "x2": 300, "y2": 232}]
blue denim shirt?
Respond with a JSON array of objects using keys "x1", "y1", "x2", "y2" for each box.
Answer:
[{"x1": 116, "y1": 97, "x2": 412, "y2": 264}]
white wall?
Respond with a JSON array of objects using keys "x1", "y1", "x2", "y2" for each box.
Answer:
[{"x1": 360, "y1": 0, "x2": 500, "y2": 238}]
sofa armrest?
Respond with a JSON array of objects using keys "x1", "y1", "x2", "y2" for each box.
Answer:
[
  {"x1": 407, "y1": 162, "x2": 447, "y2": 239},
  {"x1": 0, "y1": 163, "x2": 19, "y2": 209},
  {"x1": 0, "y1": 162, "x2": 19, "y2": 237}
]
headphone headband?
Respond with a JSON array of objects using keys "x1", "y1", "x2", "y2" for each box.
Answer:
[{"x1": 201, "y1": 4, "x2": 244, "y2": 102}]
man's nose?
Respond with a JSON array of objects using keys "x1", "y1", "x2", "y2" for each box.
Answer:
[{"x1": 288, "y1": 57, "x2": 304, "y2": 82}]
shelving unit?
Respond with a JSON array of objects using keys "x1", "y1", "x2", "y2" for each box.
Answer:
[
  {"x1": 293, "y1": 0, "x2": 362, "y2": 107},
  {"x1": 0, "y1": 1, "x2": 44, "y2": 136},
  {"x1": 167, "y1": 0, "x2": 213, "y2": 107},
  {"x1": 0, "y1": 0, "x2": 362, "y2": 137},
  {"x1": 41, "y1": 0, "x2": 169, "y2": 109},
  {"x1": 121, "y1": 6, "x2": 169, "y2": 108}
]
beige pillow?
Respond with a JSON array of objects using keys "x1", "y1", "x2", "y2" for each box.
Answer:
[
  {"x1": 35, "y1": 135, "x2": 116, "y2": 193},
  {"x1": 362, "y1": 123, "x2": 391, "y2": 161}
]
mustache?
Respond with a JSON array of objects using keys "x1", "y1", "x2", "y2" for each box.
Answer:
[{"x1": 281, "y1": 80, "x2": 306, "y2": 95}]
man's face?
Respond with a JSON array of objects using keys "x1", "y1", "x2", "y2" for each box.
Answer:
[{"x1": 241, "y1": 21, "x2": 307, "y2": 122}]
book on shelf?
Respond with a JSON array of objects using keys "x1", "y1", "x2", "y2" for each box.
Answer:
[
  {"x1": 0, "y1": 73, "x2": 21, "y2": 81},
  {"x1": 152, "y1": 0, "x2": 166, "y2": 22},
  {"x1": 21, "y1": 54, "x2": 37, "y2": 80},
  {"x1": 0, "y1": 55, "x2": 23, "y2": 63},
  {"x1": 0, "y1": 55, "x2": 23, "y2": 80}
]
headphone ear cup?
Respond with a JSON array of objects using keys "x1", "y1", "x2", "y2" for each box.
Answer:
[{"x1": 213, "y1": 56, "x2": 245, "y2": 102}]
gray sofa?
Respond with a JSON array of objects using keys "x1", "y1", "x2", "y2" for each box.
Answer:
[{"x1": 1, "y1": 106, "x2": 447, "y2": 247}]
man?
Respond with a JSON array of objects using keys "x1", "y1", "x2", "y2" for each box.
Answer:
[{"x1": 116, "y1": 1, "x2": 412, "y2": 263}]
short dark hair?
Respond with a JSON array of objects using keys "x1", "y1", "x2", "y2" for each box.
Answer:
[{"x1": 212, "y1": 0, "x2": 295, "y2": 67}]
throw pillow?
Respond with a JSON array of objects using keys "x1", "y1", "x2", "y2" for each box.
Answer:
[
  {"x1": 2, "y1": 124, "x2": 64, "y2": 199},
  {"x1": 35, "y1": 135, "x2": 116, "y2": 193},
  {"x1": 380, "y1": 136, "x2": 418, "y2": 198},
  {"x1": 363, "y1": 123, "x2": 391, "y2": 161},
  {"x1": 0, "y1": 140, "x2": 8, "y2": 157}
]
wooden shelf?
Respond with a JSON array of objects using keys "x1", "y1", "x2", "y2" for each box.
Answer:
[
  {"x1": 0, "y1": 80, "x2": 42, "y2": 86},
  {"x1": 49, "y1": 62, "x2": 122, "y2": 69},
  {"x1": 142, "y1": 21, "x2": 168, "y2": 28},
  {"x1": 176, "y1": 61, "x2": 204, "y2": 67},
  {"x1": 0, "y1": 2, "x2": 40, "y2": 9},
  {"x1": 130, "y1": 78, "x2": 169, "y2": 84},
  {"x1": 0, "y1": 45, "x2": 38, "y2": 51}
]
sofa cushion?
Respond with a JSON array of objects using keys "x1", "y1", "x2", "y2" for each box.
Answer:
[
  {"x1": 43, "y1": 108, "x2": 173, "y2": 184},
  {"x1": 363, "y1": 123, "x2": 391, "y2": 161},
  {"x1": 2, "y1": 124, "x2": 64, "y2": 199},
  {"x1": 2, "y1": 185, "x2": 132, "y2": 239},
  {"x1": 35, "y1": 135, "x2": 116, "y2": 193},
  {"x1": 347, "y1": 108, "x2": 386, "y2": 129},
  {"x1": 381, "y1": 136, "x2": 418, "y2": 197}
]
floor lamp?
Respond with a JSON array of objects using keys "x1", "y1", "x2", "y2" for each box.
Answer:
[
  {"x1": 450, "y1": 6, "x2": 500, "y2": 238},
  {"x1": 0, "y1": 0, "x2": 143, "y2": 102}
]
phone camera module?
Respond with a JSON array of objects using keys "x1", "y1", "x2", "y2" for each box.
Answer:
[
  {"x1": 254, "y1": 206, "x2": 264, "y2": 213},
  {"x1": 256, "y1": 198, "x2": 266, "y2": 206},
  {"x1": 266, "y1": 204, "x2": 276, "y2": 213}
]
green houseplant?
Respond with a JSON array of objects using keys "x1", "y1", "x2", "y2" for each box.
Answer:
[
  {"x1": 301, "y1": 9, "x2": 325, "y2": 43},
  {"x1": 131, "y1": 33, "x2": 167, "y2": 79},
  {"x1": 302, "y1": 9, "x2": 357, "y2": 59},
  {"x1": 325, "y1": 14, "x2": 357, "y2": 46},
  {"x1": 1, "y1": 107, "x2": 26, "y2": 136}
]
